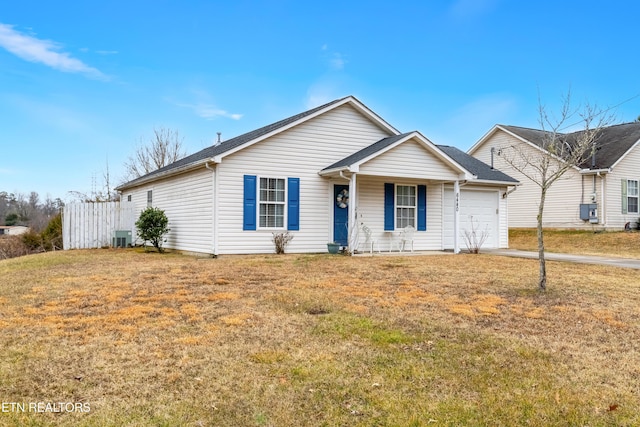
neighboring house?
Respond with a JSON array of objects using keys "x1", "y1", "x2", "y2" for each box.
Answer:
[
  {"x1": 116, "y1": 96, "x2": 517, "y2": 256},
  {"x1": 0, "y1": 225, "x2": 29, "y2": 235},
  {"x1": 469, "y1": 123, "x2": 640, "y2": 229}
]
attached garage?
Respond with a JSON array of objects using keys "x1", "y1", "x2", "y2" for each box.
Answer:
[{"x1": 443, "y1": 187, "x2": 505, "y2": 250}]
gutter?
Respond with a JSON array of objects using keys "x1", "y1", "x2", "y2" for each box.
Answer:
[
  {"x1": 471, "y1": 179, "x2": 521, "y2": 187},
  {"x1": 579, "y1": 168, "x2": 611, "y2": 175},
  {"x1": 116, "y1": 158, "x2": 221, "y2": 191}
]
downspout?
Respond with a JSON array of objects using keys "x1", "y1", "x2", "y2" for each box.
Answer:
[
  {"x1": 502, "y1": 185, "x2": 518, "y2": 199},
  {"x1": 205, "y1": 162, "x2": 218, "y2": 257},
  {"x1": 599, "y1": 171, "x2": 606, "y2": 227},
  {"x1": 453, "y1": 180, "x2": 460, "y2": 254}
]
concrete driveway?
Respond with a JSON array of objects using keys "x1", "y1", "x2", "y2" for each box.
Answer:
[{"x1": 485, "y1": 249, "x2": 640, "y2": 270}]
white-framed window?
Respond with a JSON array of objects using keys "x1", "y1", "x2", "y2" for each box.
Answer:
[
  {"x1": 628, "y1": 179, "x2": 639, "y2": 214},
  {"x1": 147, "y1": 190, "x2": 153, "y2": 207},
  {"x1": 127, "y1": 195, "x2": 132, "y2": 202},
  {"x1": 396, "y1": 184, "x2": 416, "y2": 228},
  {"x1": 259, "y1": 177, "x2": 286, "y2": 228}
]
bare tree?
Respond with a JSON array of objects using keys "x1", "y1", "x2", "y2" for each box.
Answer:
[
  {"x1": 497, "y1": 92, "x2": 614, "y2": 291},
  {"x1": 123, "y1": 127, "x2": 187, "y2": 180},
  {"x1": 68, "y1": 158, "x2": 119, "y2": 202}
]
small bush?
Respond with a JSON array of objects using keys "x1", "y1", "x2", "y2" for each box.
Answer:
[
  {"x1": 135, "y1": 207, "x2": 170, "y2": 253},
  {"x1": 21, "y1": 231, "x2": 44, "y2": 252},
  {"x1": 272, "y1": 232, "x2": 293, "y2": 254},
  {"x1": 462, "y1": 215, "x2": 490, "y2": 254},
  {"x1": 0, "y1": 235, "x2": 31, "y2": 260},
  {"x1": 41, "y1": 213, "x2": 63, "y2": 251}
]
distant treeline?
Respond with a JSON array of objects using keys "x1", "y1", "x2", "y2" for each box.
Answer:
[{"x1": 0, "y1": 191, "x2": 64, "y2": 232}]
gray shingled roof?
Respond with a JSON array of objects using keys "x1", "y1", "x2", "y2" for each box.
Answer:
[
  {"x1": 322, "y1": 133, "x2": 411, "y2": 171},
  {"x1": 117, "y1": 96, "x2": 350, "y2": 190},
  {"x1": 437, "y1": 145, "x2": 519, "y2": 183},
  {"x1": 501, "y1": 122, "x2": 640, "y2": 169}
]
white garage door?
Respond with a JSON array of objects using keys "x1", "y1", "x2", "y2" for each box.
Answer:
[{"x1": 444, "y1": 189, "x2": 499, "y2": 250}]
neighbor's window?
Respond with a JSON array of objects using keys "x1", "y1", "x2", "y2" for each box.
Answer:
[
  {"x1": 259, "y1": 177, "x2": 285, "y2": 228},
  {"x1": 396, "y1": 185, "x2": 416, "y2": 228},
  {"x1": 127, "y1": 195, "x2": 132, "y2": 202},
  {"x1": 147, "y1": 190, "x2": 153, "y2": 207},
  {"x1": 628, "y1": 180, "x2": 639, "y2": 214}
]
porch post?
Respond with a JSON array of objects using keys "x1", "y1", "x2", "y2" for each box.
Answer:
[
  {"x1": 454, "y1": 180, "x2": 460, "y2": 254},
  {"x1": 348, "y1": 173, "x2": 358, "y2": 253}
]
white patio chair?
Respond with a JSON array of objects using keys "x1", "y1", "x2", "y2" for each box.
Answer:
[
  {"x1": 399, "y1": 225, "x2": 416, "y2": 252},
  {"x1": 361, "y1": 224, "x2": 379, "y2": 254}
]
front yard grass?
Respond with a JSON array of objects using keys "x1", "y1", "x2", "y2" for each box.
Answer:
[
  {"x1": 1, "y1": 249, "x2": 639, "y2": 426},
  {"x1": 509, "y1": 228, "x2": 640, "y2": 258}
]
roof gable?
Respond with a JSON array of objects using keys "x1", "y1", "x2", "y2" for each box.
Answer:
[
  {"x1": 471, "y1": 122, "x2": 640, "y2": 171},
  {"x1": 117, "y1": 96, "x2": 399, "y2": 190},
  {"x1": 321, "y1": 131, "x2": 517, "y2": 184},
  {"x1": 321, "y1": 131, "x2": 472, "y2": 176}
]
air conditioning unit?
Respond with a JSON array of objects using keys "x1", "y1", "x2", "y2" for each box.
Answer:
[{"x1": 112, "y1": 230, "x2": 132, "y2": 248}]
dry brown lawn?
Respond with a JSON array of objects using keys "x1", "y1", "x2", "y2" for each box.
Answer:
[
  {"x1": 509, "y1": 228, "x2": 640, "y2": 258},
  {"x1": 0, "y1": 248, "x2": 639, "y2": 426}
]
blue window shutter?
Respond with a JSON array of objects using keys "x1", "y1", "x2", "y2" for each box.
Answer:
[
  {"x1": 384, "y1": 183, "x2": 395, "y2": 231},
  {"x1": 288, "y1": 177, "x2": 300, "y2": 231},
  {"x1": 243, "y1": 175, "x2": 257, "y2": 230},
  {"x1": 417, "y1": 184, "x2": 427, "y2": 231}
]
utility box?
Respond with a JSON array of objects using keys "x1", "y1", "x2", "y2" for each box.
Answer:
[
  {"x1": 112, "y1": 230, "x2": 132, "y2": 248},
  {"x1": 579, "y1": 204, "x2": 598, "y2": 223}
]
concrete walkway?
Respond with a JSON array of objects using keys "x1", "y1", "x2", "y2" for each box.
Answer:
[{"x1": 485, "y1": 249, "x2": 640, "y2": 270}]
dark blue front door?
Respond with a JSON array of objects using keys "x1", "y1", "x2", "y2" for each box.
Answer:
[{"x1": 333, "y1": 185, "x2": 349, "y2": 246}]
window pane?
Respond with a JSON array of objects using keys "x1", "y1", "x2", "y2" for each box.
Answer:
[
  {"x1": 396, "y1": 207, "x2": 415, "y2": 228},
  {"x1": 629, "y1": 197, "x2": 639, "y2": 214},
  {"x1": 275, "y1": 204, "x2": 284, "y2": 227},
  {"x1": 628, "y1": 180, "x2": 639, "y2": 196},
  {"x1": 260, "y1": 178, "x2": 285, "y2": 202},
  {"x1": 259, "y1": 202, "x2": 284, "y2": 228},
  {"x1": 396, "y1": 185, "x2": 416, "y2": 207}
]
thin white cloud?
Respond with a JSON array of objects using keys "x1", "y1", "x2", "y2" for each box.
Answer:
[
  {"x1": 449, "y1": 0, "x2": 498, "y2": 20},
  {"x1": 305, "y1": 80, "x2": 344, "y2": 109},
  {"x1": 178, "y1": 102, "x2": 242, "y2": 121},
  {"x1": 320, "y1": 44, "x2": 347, "y2": 71},
  {"x1": 0, "y1": 23, "x2": 107, "y2": 80},
  {"x1": 7, "y1": 94, "x2": 96, "y2": 133},
  {"x1": 329, "y1": 53, "x2": 346, "y2": 70}
]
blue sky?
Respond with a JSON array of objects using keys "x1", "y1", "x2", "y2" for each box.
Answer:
[{"x1": 2, "y1": 0, "x2": 640, "y2": 200}]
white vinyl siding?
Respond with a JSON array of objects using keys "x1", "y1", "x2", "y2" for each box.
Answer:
[
  {"x1": 472, "y1": 130, "x2": 586, "y2": 228},
  {"x1": 217, "y1": 103, "x2": 392, "y2": 254},
  {"x1": 123, "y1": 168, "x2": 214, "y2": 254},
  {"x1": 603, "y1": 143, "x2": 640, "y2": 228},
  {"x1": 359, "y1": 140, "x2": 460, "y2": 180},
  {"x1": 396, "y1": 185, "x2": 416, "y2": 228},
  {"x1": 357, "y1": 177, "x2": 443, "y2": 252}
]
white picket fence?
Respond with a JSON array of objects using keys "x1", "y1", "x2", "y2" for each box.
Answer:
[{"x1": 62, "y1": 202, "x2": 137, "y2": 250}]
